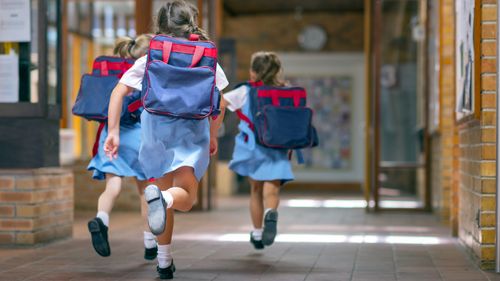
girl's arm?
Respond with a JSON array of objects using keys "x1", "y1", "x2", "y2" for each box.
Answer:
[
  {"x1": 104, "y1": 83, "x2": 133, "y2": 159},
  {"x1": 209, "y1": 96, "x2": 227, "y2": 156}
]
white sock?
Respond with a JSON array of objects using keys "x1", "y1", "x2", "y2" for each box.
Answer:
[
  {"x1": 144, "y1": 231, "x2": 157, "y2": 249},
  {"x1": 96, "y1": 211, "x2": 109, "y2": 227},
  {"x1": 157, "y1": 244, "x2": 173, "y2": 268},
  {"x1": 252, "y1": 228, "x2": 263, "y2": 240},
  {"x1": 161, "y1": 190, "x2": 174, "y2": 209},
  {"x1": 264, "y1": 208, "x2": 275, "y2": 216}
]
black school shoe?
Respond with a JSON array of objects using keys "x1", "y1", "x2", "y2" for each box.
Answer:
[
  {"x1": 87, "y1": 217, "x2": 110, "y2": 257},
  {"x1": 250, "y1": 233, "x2": 264, "y2": 250},
  {"x1": 157, "y1": 261, "x2": 176, "y2": 280},
  {"x1": 144, "y1": 185, "x2": 167, "y2": 235},
  {"x1": 262, "y1": 209, "x2": 278, "y2": 246},
  {"x1": 144, "y1": 246, "x2": 158, "y2": 260}
]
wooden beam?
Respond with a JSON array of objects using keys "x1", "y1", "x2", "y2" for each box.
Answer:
[
  {"x1": 61, "y1": 0, "x2": 68, "y2": 128},
  {"x1": 215, "y1": 0, "x2": 223, "y2": 38},
  {"x1": 363, "y1": 0, "x2": 373, "y2": 211},
  {"x1": 197, "y1": 0, "x2": 203, "y2": 26},
  {"x1": 135, "y1": 0, "x2": 153, "y2": 35}
]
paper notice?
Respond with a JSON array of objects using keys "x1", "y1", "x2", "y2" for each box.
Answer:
[
  {"x1": 0, "y1": 0, "x2": 31, "y2": 42},
  {"x1": 0, "y1": 50, "x2": 19, "y2": 102}
]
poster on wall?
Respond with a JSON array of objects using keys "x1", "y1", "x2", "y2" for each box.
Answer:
[
  {"x1": 287, "y1": 76, "x2": 352, "y2": 171},
  {"x1": 455, "y1": 0, "x2": 475, "y2": 119},
  {"x1": 0, "y1": 0, "x2": 31, "y2": 42},
  {"x1": 0, "y1": 48, "x2": 19, "y2": 102}
]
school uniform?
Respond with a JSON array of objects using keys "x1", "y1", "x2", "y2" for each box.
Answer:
[
  {"x1": 88, "y1": 122, "x2": 146, "y2": 181},
  {"x1": 224, "y1": 85, "x2": 294, "y2": 184},
  {"x1": 120, "y1": 55, "x2": 228, "y2": 181}
]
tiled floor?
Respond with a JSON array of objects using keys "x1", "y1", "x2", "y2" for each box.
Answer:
[{"x1": 0, "y1": 195, "x2": 499, "y2": 281}]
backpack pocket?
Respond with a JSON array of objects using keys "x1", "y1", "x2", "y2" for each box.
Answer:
[
  {"x1": 72, "y1": 74, "x2": 119, "y2": 121},
  {"x1": 121, "y1": 90, "x2": 143, "y2": 124},
  {"x1": 143, "y1": 61, "x2": 216, "y2": 119},
  {"x1": 256, "y1": 105, "x2": 314, "y2": 149}
]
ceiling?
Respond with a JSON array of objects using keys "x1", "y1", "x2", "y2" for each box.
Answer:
[{"x1": 223, "y1": 0, "x2": 365, "y2": 16}]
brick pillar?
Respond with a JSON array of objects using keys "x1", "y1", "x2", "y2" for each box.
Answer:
[
  {"x1": 0, "y1": 168, "x2": 74, "y2": 245},
  {"x1": 457, "y1": 0, "x2": 498, "y2": 270},
  {"x1": 431, "y1": 0, "x2": 459, "y2": 229}
]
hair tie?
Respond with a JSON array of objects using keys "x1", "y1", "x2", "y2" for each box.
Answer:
[{"x1": 128, "y1": 39, "x2": 136, "y2": 54}]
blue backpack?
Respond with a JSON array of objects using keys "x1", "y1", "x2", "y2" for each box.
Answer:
[
  {"x1": 72, "y1": 56, "x2": 143, "y2": 124},
  {"x1": 141, "y1": 34, "x2": 220, "y2": 119},
  {"x1": 236, "y1": 81, "x2": 318, "y2": 156}
]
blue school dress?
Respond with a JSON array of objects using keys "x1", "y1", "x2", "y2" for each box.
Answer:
[
  {"x1": 138, "y1": 111, "x2": 210, "y2": 181},
  {"x1": 228, "y1": 88, "x2": 294, "y2": 184},
  {"x1": 88, "y1": 122, "x2": 146, "y2": 180}
]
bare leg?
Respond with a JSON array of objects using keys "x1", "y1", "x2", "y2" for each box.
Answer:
[
  {"x1": 249, "y1": 179, "x2": 264, "y2": 229},
  {"x1": 156, "y1": 167, "x2": 198, "y2": 245},
  {"x1": 153, "y1": 174, "x2": 175, "y2": 245},
  {"x1": 97, "y1": 174, "x2": 122, "y2": 215},
  {"x1": 263, "y1": 180, "x2": 281, "y2": 210},
  {"x1": 262, "y1": 180, "x2": 281, "y2": 246},
  {"x1": 89, "y1": 173, "x2": 122, "y2": 257},
  {"x1": 135, "y1": 179, "x2": 150, "y2": 232}
]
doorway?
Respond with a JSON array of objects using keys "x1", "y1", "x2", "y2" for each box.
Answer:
[{"x1": 366, "y1": 0, "x2": 431, "y2": 211}]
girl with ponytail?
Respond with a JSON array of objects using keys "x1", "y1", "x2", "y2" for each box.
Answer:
[
  {"x1": 104, "y1": 1, "x2": 229, "y2": 279},
  {"x1": 221, "y1": 51, "x2": 293, "y2": 250},
  {"x1": 87, "y1": 34, "x2": 158, "y2": 261}
]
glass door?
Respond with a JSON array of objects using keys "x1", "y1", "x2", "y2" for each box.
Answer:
[{"x1": 368, "y1": 0, "x2": 430, "y2": 210}]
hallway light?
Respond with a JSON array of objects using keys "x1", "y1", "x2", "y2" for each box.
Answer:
[
  {"x1": 283, "y1": 199, "x2": 423, "y2": 209},
  {"x1": 284, "y1": 199, "x2": 367, "y2": 208},
  {"x1": 177, "y1": 233, "x2": 446, "y2": 245}
]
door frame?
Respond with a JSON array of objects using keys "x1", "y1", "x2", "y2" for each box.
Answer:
[{"x1": 365, "y1": 0, "x2": 432, "y2": 212}]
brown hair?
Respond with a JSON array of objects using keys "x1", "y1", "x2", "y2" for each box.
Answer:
[
  {"x1": 155, "y1": 0, "x2": 209, "y2": 40},
  {"x1": 250, "y1": 51, "x2": 285, "y2": 87},
  {"x1": 113, "y1": 34, "x2": 153, "y2": 59}
]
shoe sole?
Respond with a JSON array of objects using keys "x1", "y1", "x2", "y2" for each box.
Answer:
[
  {"x1": 144, "y1": 185, "x2": 167, "y2": 235},
  {"x1": 88, "y1": 220, "x2": 110, "y2": 257},
  {"x1": 262, "y1": 210, "x2": 278, "y2": 246}
]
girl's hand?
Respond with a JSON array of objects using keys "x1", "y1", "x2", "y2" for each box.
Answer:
[
  {"x1": 209, "y1": 137, "x2": 218, "y2": 156},
  {"x1": 104, "y1": 133, "x2": 120, "y2": 160}
]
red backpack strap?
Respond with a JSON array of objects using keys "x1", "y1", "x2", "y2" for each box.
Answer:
[
  {"x1": 100, "y1": 61, "x2": 109, "y2": 76},
  {"x1": 127, "y1": 99, "x2": 142, "y2": 112},
  {"x1": 93, "y1": 57, "x2": 134, "y2": 77},
  {"x1": 162, "y1": 41, "x2": 173, "y2": 63},
  {"x1": 92, "y1": 122, "x2": 106, "y2": 157},
  {"x1": 190, "y1": 46, "x2": 205, "y2": 67},
  {"x1": 249, "y1": 80, "x2": 263, "y2": 87},
  {"x1": 189, "y1": 34, "x2": 200, "y2": 41},
  {"x1": 236, "y1": 109, "x2": 254, "y2": 131},
  {"x1": 150, "y1": 40, "x2": 217, "y2": 58}
]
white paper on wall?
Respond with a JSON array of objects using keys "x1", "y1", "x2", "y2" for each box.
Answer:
[
  {"x1": 0, "y1": 50, "x2": 19, "y2": 102},
  {"x1": 0, "y1": 0, "x2": 31, "y2": 42}
]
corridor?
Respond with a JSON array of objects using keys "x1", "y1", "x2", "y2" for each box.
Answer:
[{"x1": 0, "y1": 195, "x2": 496, "y2": 281}]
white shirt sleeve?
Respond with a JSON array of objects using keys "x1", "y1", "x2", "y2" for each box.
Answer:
[
  {"x1": 223, "y1": 85, "x2": 248, "y2": 112},
  {"x1": 119, "y1": 55, "x2": 147, "y2": 90},
  {"x1": 215, "y1": 63, "x2": 229, "y2": 91},
  {"x1": 120, "y1": 57, "x2": 229, "y2": 92}
]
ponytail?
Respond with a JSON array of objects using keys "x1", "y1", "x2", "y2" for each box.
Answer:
[
  {"x1": 113, "y1": 34, "x2": 153, "y2": 59},
  {"x1": 113, "y1": 37, "x2": 135, "y2": 58},
  {"x1": 250, "y1": 51, "x2": 286, "y2": 87},
  {"x1": 155, "y1": 0, "x2": 210, "y2": 41}
]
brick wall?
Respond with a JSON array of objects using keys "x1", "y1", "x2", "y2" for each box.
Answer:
[
  {"x1": 72, "y1": 160, "x2": 142, "y2": 211},
  {"x1": 430, "y1": 0, "x2": 459, "y2": 229},
  {"x1": 0, "y1": 168, "x2": 74, "y2": 245},
  {"x1": 457, "y1": 0, "x2": 497, "y2": 269},
  {"x1": 222, "y1": 12, "x2": 364, "y2": 81}
]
